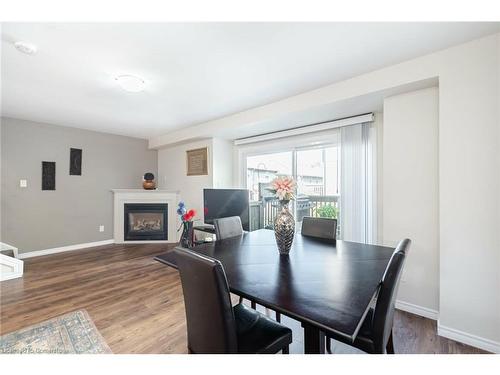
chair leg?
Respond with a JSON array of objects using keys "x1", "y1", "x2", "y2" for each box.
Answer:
[
  {"x1": 276, "y1": 312, "x2": 281, "y2": 322},
  {"x1": 282, "y1": 345, "x2": 289, "y2": 354},
  {"x1": 239, "y1": 296, "x2": 243, "y2": 304},
  {"x1": 386, "y1": 330, "x2": 395, "y2": 354},
  {"x1": 251, "y1": 300, "x2": 256, "y2": 309},
  {"x1": 325, "y1": 338, "x2": 332, "y2": 354}
]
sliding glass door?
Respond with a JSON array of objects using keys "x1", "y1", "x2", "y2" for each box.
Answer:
[
  {"x1": 245, "y1": 145, "x2": 340, "y2": 234},
  {"x1": 296, "y1": 147, "x2": 339, "y2": 228},
  {"x1": 246, "y1": 151, "x2": 294, "y2": 230},
  {"x1": 241, "y1": 121, "x2": 377, "y2": 243}
]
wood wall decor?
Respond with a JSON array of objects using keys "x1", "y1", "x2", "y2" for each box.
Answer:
[
  {"x1": 186, "y1": 147, "x2": 208, "y2": 176},
  {"x1": 70, "y1": 148, "x2": 82, "y2": 175},
  {"x1": 42, "y1": 161, "x2": 56, "y2": 190}
]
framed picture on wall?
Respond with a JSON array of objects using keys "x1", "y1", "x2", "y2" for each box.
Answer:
[
  {"x1": 186, "y1": 147, "x2": 208, "y2": 176},
  {"x1": 42, "y1": 161, "x2": 56, "y2": 190},
  {"x1": 69, "y1": 148, "x2": 82, "y2": 175}
]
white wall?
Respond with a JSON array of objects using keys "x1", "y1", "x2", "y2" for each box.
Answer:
[
  {"x1": 374, "y1": 112, "x2": 384, "y2": 244},
  {"x1": 212, "y1": 138, "x2": 235, "y2": 189},
  {"x1": 437, "y1": 36, "x2": 500, "y2": 351},
  {"x1": 157, "y1": 138, "x2": 234, "y2": 225},
  {"x1": 383, "y1": 87, "x2": 440, "y2": 317},
  {"x1": 158, "y1": 139, "x2": 213, "y2": 224}
]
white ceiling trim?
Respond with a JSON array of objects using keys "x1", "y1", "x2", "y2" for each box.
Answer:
[{"x1": 234, "y1": 113, "x2": 374, "y2": 145}]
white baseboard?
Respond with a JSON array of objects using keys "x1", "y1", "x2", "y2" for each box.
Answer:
[
  {"x1": 394, "y1": 301, "x2": 499, "y2": 353},
  {"x1": 395, "y1": 300, "x2": 439, "y2": 320},
  {"x1": 438, "y1": 323, "x2": 500, "y2": 354},
  {"x1": 18, "y1": 240, "x2": 115, "y2": 259}
]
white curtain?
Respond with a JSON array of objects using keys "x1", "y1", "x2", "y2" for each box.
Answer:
[{"x1": 340, "y1": 122, "x2": 377, "y2": 243}]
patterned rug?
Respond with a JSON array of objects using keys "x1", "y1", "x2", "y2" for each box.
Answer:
[{"x1": 0, "y1": 310, "x2": 112, "y2": 354}]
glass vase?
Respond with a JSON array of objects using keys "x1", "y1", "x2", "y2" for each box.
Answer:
[
  {"x1": 274, "y1": 200, "x2": 295, "y2": 255},
  {"x1": 180, "y1": 221, "x2": 194, "y2": 248}
]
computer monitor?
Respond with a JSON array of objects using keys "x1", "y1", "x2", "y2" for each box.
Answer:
[{"x1": 203, "y1": 188, "x2": 250, "y2": 231}]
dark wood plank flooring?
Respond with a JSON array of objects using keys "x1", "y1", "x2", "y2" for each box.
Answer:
[{"x1": 0, "y1": 243, "x2": 487, "y2": 354}]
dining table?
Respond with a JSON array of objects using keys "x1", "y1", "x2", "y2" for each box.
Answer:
[{"x1": 155, "y1": 228, "x2": 395, "y2": 353}]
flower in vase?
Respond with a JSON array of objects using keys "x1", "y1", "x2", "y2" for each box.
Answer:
[
  {"x1": 269, "y1": 176, "x2": 296, "y2": 201},
  {"x1": 177, "y1": 201, "x2": 187, "y2": 216},
  {"x1": 182, "y1": 209, "x2": 196, "y2": 222}
]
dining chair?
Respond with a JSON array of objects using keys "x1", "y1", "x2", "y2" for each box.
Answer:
[
  {"x1": 213, "y1": 216, "x2": 257, "y2": 308},
  {"x1": 325, "y1": 238, "x2": 411, "y2": 354},
  {"x1": 301, "y1": 216, "x2": 337, "y2": 240},
  {"x1": 213, "y1": 216, "x2": 244, "y2": 240},
  {"x1": 174, "y1": 247, "x2": 292, "y2": 354}
]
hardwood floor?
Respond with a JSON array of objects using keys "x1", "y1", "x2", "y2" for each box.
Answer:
[{"x1": 0, "y1": 243, "x2": 487, "y2": 354}]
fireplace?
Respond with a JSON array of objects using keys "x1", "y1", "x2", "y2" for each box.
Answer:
[
  {"x1": 124, "y1": 203, "x2": 168, "y2": 241},
  {"x1": 112, "y1": 189, "x2": 178, "y2": 243}
]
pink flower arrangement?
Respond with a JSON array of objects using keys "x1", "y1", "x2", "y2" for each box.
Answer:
[{"x1": 269, "y1": 176, "x2": 296, "y2": 201}]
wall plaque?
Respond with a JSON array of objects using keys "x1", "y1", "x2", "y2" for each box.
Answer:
[
  {"x1": 42, "y1": 161, "x2": 56, "y2": 190},
  {"x1": 186, "y1": 147, "x2": 208, "y2": 176},
  {"x1": 69, "y1": 148, "x2": 82, "y2": 175}
]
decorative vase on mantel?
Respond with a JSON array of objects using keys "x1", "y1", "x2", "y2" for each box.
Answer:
[
  {"x1": 274, "y1": 200, "x2": 295, "y2": 255},
  {"x1": 142, "y1": 172, "x2": 156, "y2": 190}
]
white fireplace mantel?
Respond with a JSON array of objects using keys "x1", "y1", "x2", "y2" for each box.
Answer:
[{"x1": 112, "y1": 189, "x2": 180, "y2": 244}]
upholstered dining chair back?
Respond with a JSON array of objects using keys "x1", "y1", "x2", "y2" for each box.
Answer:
[
  {"x1": 371, "y1": 239, "x2": 411, "y2": 353},
  {"x1": 174, "y1": 247, "x2": 238, "y2": 353},
  {"x1": 301, "y1": 216, "x2": 337, "y2": 240},
  {"x1": 214, "y1": 216, "x2": 244, "y2": 240}
]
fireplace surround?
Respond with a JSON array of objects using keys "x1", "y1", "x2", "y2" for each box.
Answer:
[{"x1": 112, "y1": 189, "x2": 179, "y2": 244}]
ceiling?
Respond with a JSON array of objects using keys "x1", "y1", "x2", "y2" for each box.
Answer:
[{"x1": 2, "y1": 22, "x2": 500, "y2": 140}]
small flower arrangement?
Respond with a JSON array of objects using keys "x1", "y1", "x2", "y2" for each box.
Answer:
[
  {"x1": 268, "y1": 176, "x2": 296, "y2": 202},
  {"x1": 177, "y1": 201, "x2": 196, "y2": 223},
  {"x1": 177, "y1": 201, "x2": 196, "y2": 248}
]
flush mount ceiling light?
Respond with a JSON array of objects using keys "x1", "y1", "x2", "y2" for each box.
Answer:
[
  {"x1": 114, "y1": 75, "x2": 146, "y2": 93},
  {"x1": 14, "y1": 41, "x2": 37, "y2": 55}
]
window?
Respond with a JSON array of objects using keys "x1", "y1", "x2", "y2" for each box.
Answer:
[
  {"x1": 246, "y1": 151, "x2": 292, "y2": 202},
  {"x1": 245, "y1": 145, "x2": 340, "y2": 233},
  {"x1": 296, "y1": 147, "x2": 339, "y2": 226},
  {"x1": 239, "y1": 120, "x2": 377, "y2": 244}
]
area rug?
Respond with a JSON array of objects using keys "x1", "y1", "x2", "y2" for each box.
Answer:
[{"x1": 0, "y1": 310, "x2": 112, "y2": 354}]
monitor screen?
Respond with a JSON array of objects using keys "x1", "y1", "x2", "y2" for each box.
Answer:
[{"x1": 203, "y1": 188, "x2": 250, "y2": 231}]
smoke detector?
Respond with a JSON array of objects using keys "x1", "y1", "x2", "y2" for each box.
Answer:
[{"x1": 14, "y1": 41, "x2": 38, "y2": 56}]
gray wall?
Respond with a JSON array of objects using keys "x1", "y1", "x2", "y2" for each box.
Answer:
[{"x1": 1, "y1": 117, "x2": 158, "y2": 253}]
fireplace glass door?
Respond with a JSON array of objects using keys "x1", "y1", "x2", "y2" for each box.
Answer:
[{"x1": 124, "y1": 203, "x2": 168, "y2": 241}]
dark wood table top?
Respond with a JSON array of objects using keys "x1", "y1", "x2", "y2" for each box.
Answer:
[{"x1": 188, "y1": 229, "x2": 395, "y2": 341}]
